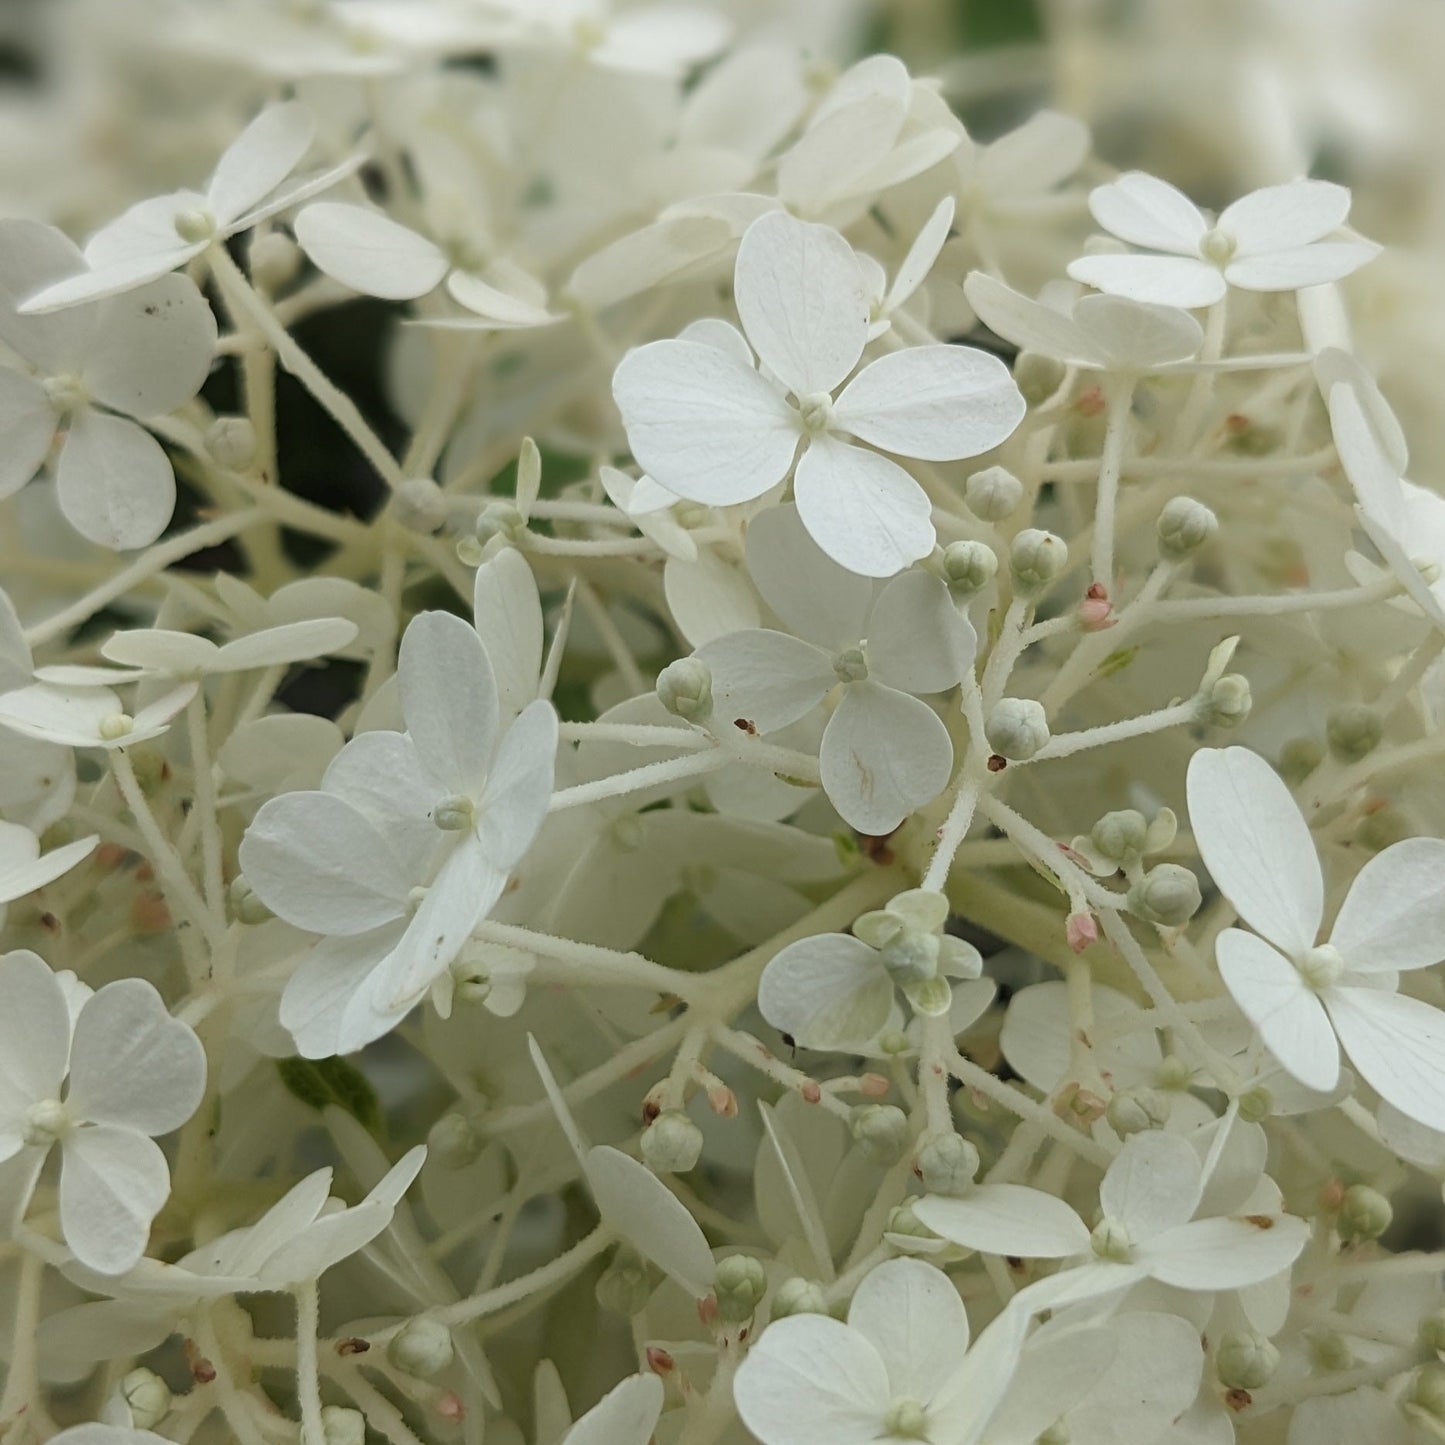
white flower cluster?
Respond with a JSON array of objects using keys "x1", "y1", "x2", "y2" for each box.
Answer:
[{"x1": 2, "y1": 5, "x2": 1445, "y2": 1445}]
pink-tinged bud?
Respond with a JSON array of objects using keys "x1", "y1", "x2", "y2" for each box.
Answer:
[
  {"x1": 1079, "y1": 595, "x2": 1115, "y2": 630},
  {"x1": 1066, "y1": 912, "x2": 1098, "y2": 953},
  {"x1": 708, "y1": 1085, "x2": 738, "y2": 1117},
  {"x1": 435, "y1": 1393, "x2": 465, "y2": 1423},
  {"x1": 801, "y1": 1081, "x2": 822, "y2": 1104},
  {"x1": 860, "y1": 1073, "x2": 890, "y2": 1098},
  {"x1": 649, "y1": 1345, "x2": 677, "y2": 1373}
]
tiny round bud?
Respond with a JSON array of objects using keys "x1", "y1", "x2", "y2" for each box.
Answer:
[
  {"x1": 1128, "y1": 864, "x2": 1202, "y2": 927},
  {"x1": 432, "y1": 795, "x2": 476, "y2": 832},
  {"x1": 879, "y1": 930, "x2": 940, "y2": 987},
  {"x1": 428, "y1": 1112, "x2": 482, "y2": 1168},
  {"x1": 883, "y1": 1399, "x2": 928, "y2": 1439},
  {"x1": 940, "y1": 540, "x2": 998, "y2": 596},
  {"x1": 1198, "y1": 674, "x2": 1252, "y2": 729},
  {"x1": 1310, "y1": 1332, "x2": 1353, "y2": 1372},
  {"x1": 174, "y1": 207, "x2": 217, "y2": 244},
  {"x1": 205, "y1": 416, "x2": 258, "y2": 472},
  {"x1": 850, "y1": 1104, "x2": 909, "y2": 1164},
  {"x1": 772, "y1": 1277, "x2": 827, "y2": 1318},
  {"x1": 388, "y1": 1317, "x2": 454, "y2": 1379},
  {"x1": 392, "y1": 477, "x2": 450, "y2": 534},
  {"x1": 1279, "y1": 737, "x2": 1324, "y2": 786},
  {"x1": 99, "y1": 713, "x2": 134, "y2": 741},
  {"x1": 1009, "y1": 529, "x2": 1067, "y2": 591},
  {"x1": 1157, "y1": 496, "x2": 1218, "y2": 558},
  {"x1": 1238, "y1": 1087, "x2": 1273, "y2": 1124},
  {"x1": 1409, "y1": 1367, "x2": 1445, "y2": 1431},
  {"x1": 1216, "y1": 1331, "x2": 1280, "y2": 1391},
  {"x1": 322, "y1": 1406, "x2": 367, "y2": 1445},
  {"x1": 640, "y1": 1111, "x2": 704, "y2": 1174},
  {"x1": 120, "y1": 1369, "x2": 171, "y2": 1431},
  {"x1": 1015, "y1": 352, "x2": 1066, "y2": 405},
  {"x1": 916, "y1": 1132, "x2": 980, "y2": 1196},
  {"x1": 657, "y1": 657, "x2": 713, "y2": 722},
  {"x1": 1106, "y1": 1087, "x2": 1169, "y2": 1136},
  {"x1": 475, "y1": 500, "x2": 527, "y2": 546},
  {"x1": 1090, "y1": 1217, "x2": 1132, "y2": 1262},
  {"x1": 250, "y1": 231, "x2": 303, "y2": 291},
  {"x1": 595, "y1": 1250, "x2": 652, "y2": 1316},
  {"x1": 1338, "y1": 1184, "x2": 1392, "y2": 1243},
  {"x1": 985, "y1": 698, "x2": 1050, "y2": 762},
  {"x1": 964, "y1": 465, "x2": 1023, "y2": 522},
  {"x1": 713, "y1": 1254, "x2": 768, "y2": 1323},
  {"x1": 885, "y1": 1201, "x2": 937, "y2": 1240},
  {"x1": 1326, "y1": 705, "x2": 1383, "y2": 763},
  {"x1": 1091, "y1": 809, "x2": 1148, "y2": 865},
  {"x1": 228, "y1": 875, "x2": 274, "y2": 925},
  {"x1": 1357, "y1": 806, "x2": 1411, "y2": 853}
]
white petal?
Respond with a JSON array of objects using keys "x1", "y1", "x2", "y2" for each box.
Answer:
[
  {"x1": 1328, "y1": 376, "x2": 1407, "y2": 527},
  {"x1": 83, "y1": 275, "x2": 216, "y2": 418},
  {"x1": 293, "y1": 203, "x2": 448, "y2": 301},
  {"x1": 999, "y1": 981, "x2": 1160, "y2": 1094},
  {"x1": 279, "y1": 924, "x2": 406, "y2": 1059},
  {"x1": 0, "y1": 683, "x2": 126, "y2": 748},
  {"x1": 963, "y1": 272, "x2": 1101, "y2": 366},
  {"x1": 1330, "y1": 837, "x2": 1445, "y2": 973},
  {"x1": 55, "y1": 410, "x2": 175, "y2": 550},
  {"x1": 883, "y1": 197, "x2": 955, "y2": 314},
  {"x1": 695, "y1": 629, "x2": 834, "y2": 734},
  {"x1": 793, "y1": 435, "x2": 934, "y2": 579},
  {"x1": 1224, "y1": 242, "x2": 1380, "y2": 293},
  {"x1": 592, "y1": 5, "x2": 732, "y2": 74},
  {"x1": 443, "y1": 269, "x2": 559, "y2": 329},
  {"x1": 398, "y1": 610, "x2": 499, "y2": 797},
  {"x1": 212, "y1": 618, "x2": 358, "y2": 672},
  {"x1": 0, "y1": 950, "x2": 71, "y2": 1121},
  {"x1": 846, "y1": 1257, "x2": 968, "y2": 1403},
  {"x1": 1067, "y1": 254, "x2": 1225, "y2": 309},
  {"x1": 832, "y1": 346, "x2": 1024, "y2": 462},
  {"x1": 1288, "y1": 1391, "x2": 1413, "y2": 1445},
  {"x1": 1087, "y1": 173, "x2": 1207, "y2": 254},
  {"x1": 477, "y1": 700, "x2": 557, "y2": 871},
  {"x1": 866, "y1": 570, "x2": 975, "y2": 695},
  {"x1": 561, "y1": 1375, "x2": 664, "y2": 1445},
  {"x1": 1216, "y1": 929, "x2": 1340, "y2": 1091},
  {"x1": 60, "y1": 1126, "x2": 169, "y2": 1274},
  {"x1": 1218, "y1": 180, "x2": 1352, "y2": 253},
  {"x1": 527, "y1": 1035, "x2": 591, "y2": 1168},
  {"x1": 1186, "y1": 747, "x2": 1323, "y2": 952},
  {"x1": 1075, "y1": 294, "x2": 1204, "y2": 369},
  {"x1": 207, "y1": 101, "x2": 315, "y2": 223},
  {"x1": 0, "y1": 824, "x2": 95, "y2": 903},
  {"x1": 913, "y1": 1184, "x2": 1091, "y2": 1259},
  {"x1": 757, "y1": 933, "x2": 893, "y2": 1052},
  {"x1": 928, "y1": 1301, "x2": 1033, "y2": 1445},
  {"x1": 239, "y1": 791, "x2": 413, "y2": 934},
  {"x1": 745, "y1": 502, "x2": 872, "y2": 649},
  {"x1": 1326, "y1": 986, "x2": 1445, "y2": 1133},
  {"x1": 66, "y1": 980, "x2": 205, "y2": 1135},
  {"x1": 0, "y1": 218, "x2": 95, "y2": 372},
  {"x1": 1099, "y1": 1131, "x2": 1201, "y2": 1240},
  {"x1": 612, "y1": 338, "x2": 798, "y2": 506},
  {"x1": 734, "y1": 210, "x2": 869, "y2": 397},
  {"x1": 734, "y1": 1314, "x2": 890, "y2": 1445},
  {"x1": 0, "y1": 368, "x2": 56, "y2": 498},
  {"x1": 664, "y1": 550, "x2": 760, "y2": 648},
  {"x1": 102, "y1": 629, "x2": 215, "y2": 672},
  {"x1": 1143, "y1": 1212, "x2": 1308, "y2": 1290},
  {"x1": 819, "y1": 682, "x2": 952, "y2": 836},
  {"x1": 978, "y1": 111, "x2": 1090, "y2": 197},
  {"x1": 473, "y1": 547, "x2": 543, "y2": 719}
]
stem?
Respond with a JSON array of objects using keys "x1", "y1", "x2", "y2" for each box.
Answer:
[
  {"x1": 186, "y1": 691, "x2": 225, "y2": 917},
  {"x1": 295, "y1": 1280, "x2": 326, "y2": 1445},
  {"x1": 922, "y1": 770, "x2": 982, "y2": 892},
  {"x1": 546, "y1": 748, "x2": 729, "y2": 810},
  {"x1": 1090, "y1": 377, "x2": 1133, "y2": 592},
  {"x1": 430, "y1": 1224, "x2": 614, "y2": 1328}
]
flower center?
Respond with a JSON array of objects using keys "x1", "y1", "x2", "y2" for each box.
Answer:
[
  {"x1": 1298, "y1": 943, "x2": 1343, "y2": 992},
  {"x1": 44, "y1": 373, "x2": 89, "y2": 416},
  {"x1": 1090, "y1": 1216, "x2": 1133, "y2": 1262},
  {"x1": 174, "y1": 208, "x2": 218, "y2": 244},
  {"x1": 797, "y1": 392, "x2": 834, "y2": 436},
  {"x1": 1200, "y1": 227, "x2": 1237, "y2": 265},
  {"x1": 99, "y1": 713, "x2": 135, "y2": 741},
  {"x1": 832, "y1": 643, "x2": 869, "y2": 683},
  {"x1": 883, "y1": 1398, "x2": 929, "y2": 1440},
  {"x1": 433, "y1": 795, "x2": 477, "y2": 832},
  {"x1": 24, "y1": 1098, "x2": 70, "y2": 1146}
]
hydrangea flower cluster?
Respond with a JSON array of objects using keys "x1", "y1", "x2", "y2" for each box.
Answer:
[{"x1": 1, "y1": 6, "x2": 1444, "y2": 1445}]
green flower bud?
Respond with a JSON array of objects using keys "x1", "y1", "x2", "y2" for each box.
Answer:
[
  {"x1": 1106, "y1": 1086, "x2": 1169, "y2": 1136},
  {"x1": 1215, "y1": 1330, "x2": 1280, "y2": 1390},
  {"x1": 1326, "y1": 705, "x2": 1383, "y2": 763},
  {"x1": 1015, "y1": 352, "x2": 1066, "y2": 405},
  {"x1": 120, "y1": 1368, "x2": 172, "y2": 1431},
  {"x1": 657, "y1": 657, "x2": 713, "y2": 722},
  {"x1": 1091, "y1": 809, "x2": 1148, "y2": 865},
  {"x1": 595, "y1": 1249, "x2": 652, "y2": 1316},
  {"x1": 1338, "y1": 1184, "x2": 1393, "y2": 1243},
  {"x1": 1090, "y1": 1217, "x2": 1132, "y2": 1262},
  {"x1": 250, "y1": 231, "x2": 303, "y2": 291},
  {"x1": 388, "y1": 1316, "x2": 455, "y2": 1378},
  {"x1": 1238, "y1": 1087, "x2": 1273, "y2": 1124},
  {"x1": 964, "y1": 465, "x2": 1023, "y2": 521},
  {"x1": 322, "y1": 1407, "x2": 366, "y2": 1445},
  {"x1": 1009, "y1": 529, "x2": 1067, "y2": 592},
  {"x1": 1143, "y1": 807, "x2": 1178, "y2": 855},
  {"x1": 902, "y1": 975, "x2": 953, "y2": 1018},
  {"x1": 883, "y1": 1399, "x2": 929, "y2": 1439},
  {"x1": 1309, "y1": 1331, "x2": 1353, "y2": 1372},
  {"x1": 1128, "y1": 864, "x2": 1202, "y2": 927},
  {"x1": 1198, "y1": 674, "x2": 1252, "y2": 728},
  {"x1": 940, "y1": 540, "x2": 998, "y2": 596},
  {"x1": 640, "y1": 1111, "x2": 704, "y2": 1174},
  {"x1": 427, "y1": 1111, "x2": 482, "y2": 1168},
  {"x1": 1357, "y1": 806, "x2": 1411, "y2": 853},
  {"x1": 392, "y1": 477, "x2": 450, "y2": 534},
  {"x1": 1279, "y1": 737, "x2": 1325, "y2": 786},
  {"x1": 1155, "y1": 1055, "x2": 1192, "y2": 1090},
  {"x1": 1156, "y1": 496, "x2": 1218, "y2": 558},
  {"x1": 1407, "y1": 1366, "x2": 1445, "y2": 1432},
  {"x1": 476, "y1": 500, "x2": 527, "y2": 546},
  {"x1": 714, "y1": 1254, "x2": 768, "y2": 1323},
  {"x1": 433, "y1": 794, "x2": 477, "y2": 832},
  {"x1": 228, "y1": 875, "x2": 274, "y2": 925},
  {"x1": 985, "y1": 697, "x2": 1050, "y2": 761},
  {"x1": 832, "y1": 644, "x2": 870, "y2": 683},
  {"x1": 916, "y1": 1132, "x2": 980, "y2": 1196},
  {"x1": 885, "y1": 1201, "x2": 937, "y2": 1240},
  {"x1": 205, "y1": 416, "x2": 258, "y2": 472},
  {"x1": 850, "y1": 1104, "x2": 910, "y2": 1164},
  {"x1": 880, "y1": 930, "x2": 940, "y2": 986},
  {"x1": 772, "y1": 1277, "x2": 827, "y2": 1318}
]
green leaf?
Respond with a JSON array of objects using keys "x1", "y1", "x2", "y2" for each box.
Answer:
[{"x1": 277, "y1": 1055, "x2": 383, "y2": 1136}]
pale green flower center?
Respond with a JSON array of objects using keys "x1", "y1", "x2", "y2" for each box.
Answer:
[
  {"x1": 1298, "y1": 943, "x2": 1344, "y2": 991},
  {"x1": 24, "y1": 1098, "x2": 70, "y2": 1146},
  {"x1": 1200, "y1": 226, "x2": 1237, "y2": 265},
  {"x1": 174, "y1": 208, "x2": 218, "y2": 244},
  {"x1": 883, "y1": 1398, "x2": 929, "y2": 1439}
]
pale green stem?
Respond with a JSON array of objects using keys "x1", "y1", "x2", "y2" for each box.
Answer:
[
  {"x1": 295, "y1": 1281, "x2": 327, "y2": 1445},
  {"x1": 1090, "y1": 377, "x2": 1134, "y2": 592}
]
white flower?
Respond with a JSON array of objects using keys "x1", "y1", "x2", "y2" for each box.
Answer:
[
  {"x1": 1068, "y1": 174, "x2": 1380, "y2": 308},
  {"x1": 733, "y1": 1257, "x2": 1030, "y2": 1445},
  {"x1": 858, "y1": 197, "x2": 956, "y2": 341},
  {"x1": 0, "y1": 680, "x2": 197, "y2": 752},
  {"x1": 20, "y1": 102, "x2": 356, "y2": 313},
  {"x1": 612, "y1": 209, "x2": 1024, "y2": 577},
  {"x1": 1188, "y1": 745, "x2": 1445, "y2": 1130},
  {"x1": 695, "y1": 505, "x2": 976, "y2": 834},
  {"x1": 0, "y1": 951, "x2": 205, "y2": 1274},
  {"x1": 0, "y1": 820, "x2": 97, "y2": 916},
  {"x1": 239, "y1": 610, "x2": 558, "y2": 1057},
  {"x1": 0, "y1": 220, "x2": 217, "y2": 547},
  {"x1": 560, "y1": 1375, "x2": 665, "y2": 1445},
  {"x1": 499, "y1": 0, "x2": 733, "y2": 77}
]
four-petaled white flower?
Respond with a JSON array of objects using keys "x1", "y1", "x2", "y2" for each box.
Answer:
[
  {"x1": 1068, "y1": 173, "x2": 1380, "y2": 308},
  {"x1": 0, "y1": 950, "x2": 205, "y2": 1274},
  {"x1": 1188, "y1": 745, "x2": 1445, "y2": 1131},
  {"x1": 612, "y1": 209, "x2": 1025, "y2": 577}
]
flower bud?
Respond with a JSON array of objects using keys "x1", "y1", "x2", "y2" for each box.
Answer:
[
  {"x1": 475, "y1": 500, "x2": 527, "y2": 546},
  {"x1": 850, "y1": 1104, "x2": 909, "y2": 1164},
  {"x1": 885, "y1": 1201, "x2": 937, "y2": 1240},
  {"x1": 1215, "y1": 1330, "x2": 1279, "y2": 1390},
  {"x1": 1309, "y1": 1332, "x2": 1353, "y2": 1372},
  {"x1": 250, "y1": 231, "x2": 303, "y2": 291},
  {"x1": 1156, "y1": 496, "x2": 1217, "y2": 558},
  {"x1": 1197, "y1": 674, "x2": 1252, "y2": 728},
  {"x1": 1408, "y1": 1367, "x2": 1445, "y2": 1433},
  {"x1": 392, "y1": 477, "x2": 450, "y2": 534},
  {"x1": 595, "y1": 1249, "x2": 652, "y2": 1316},
  {"x1": 964, "y1": 466, "x2": 1023, "y2": 521},
  {"x1": 1338, "y1": 1183, "x2": 1392, "y2": 1243},
  {"x1": 1326, "y1": 705, "x2": 1382, "y2": 763},
  {"x1": 428, "y1": 1112, "x2": 482, "y2": 1168},
  {"x1": 1015, "y1": 352, "x2": 1066, "y2": 405},
  {"x1": 985, "y1": 698, "x2": 1049, "y2": 762},
  {"x1": 119, "y1": 1369, "x2": 171, "y2": 1430},
  {"x1": 1090, "y1": 1217, "x2": 1132, "y2": 1262},
  {"x1": 1127, "y1": 864, "x2": 1202, "y2": 927},
  {"x1": 916, "y1": 1132, "x2": 979, "y2": 1196},
  {"x1": 1238, "y1": 1087, "x2": 1273, "y2": 1124},
  {"x1": 657, "y1": 657, "x2": 713, "y2": 722},
  {"x1": 713, "y1": 1254, "x2": 768, "y2": 1323},
  {"x1": 1009, "y1": 529, "x2": 1067, "y2": 591},
  {"x1": 902, "y1": 975, "x2": 953, "y2": 1017},
  {"x1": 388, "y1": 1317, "x2": 454, "y2": 1378},
  {"x1": 1106, "y1": 1087, "x2": 1169, "y2": 1136},
  {"x1": 322, "y1": 1407, "x2": 366, "y2": 1445},
  {"x1": 1357, "y1": 806, "x2": 1410, "y2": 853},
  {"x1": 879, "y1": 930, "x2": 940, "y2": 986},
  {"x1": 1091, "y1": 809, "x2": 1147, "y2": 865},
  {"x1": 1279, "y1": 737, "x2": 1324, "y2": 785},
  {"x1": 433, "y1": 795, "x2": 477, "y2": 832},
  {"x1": 772, "y1": 1277, "x2": 827, "y2": 1318},
  {"x1": 205, "y1": 416, "x2": 258, "y2": 472},
  {"x1": 940, "y1": 540, "x2": 998, "y2": 596},
  {"x1": 640, "y1": 1111, "x2": 703, "y2": 1174},
  {"x1": 228, "y1": 875, "x2": 274, "y2": 925}
]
